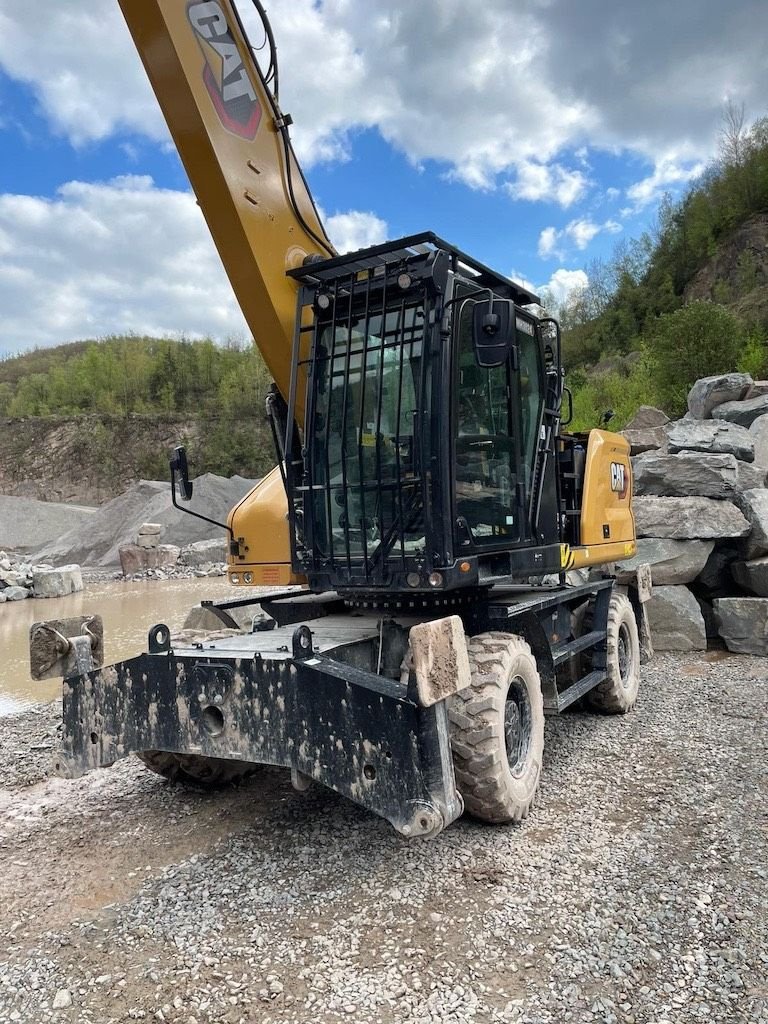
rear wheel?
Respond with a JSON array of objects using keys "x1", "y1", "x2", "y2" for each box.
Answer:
[
  {"x1": 137, "y1": 751, "x2": 258, "y2": 787},
  {"x1": 588, "y1": 592, "x2": 641, "y2": 714},
  {"x1": 449, "y1": 632, "x2": 544, "y2": 823}
]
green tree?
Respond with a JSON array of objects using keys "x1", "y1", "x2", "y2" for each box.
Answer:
[{"x1": 648, "y1": 302, "x2": 746, "y2": 414}]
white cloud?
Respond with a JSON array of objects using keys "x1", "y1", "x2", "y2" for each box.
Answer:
[
  {"x1": 566, "y1": 219, "x2": 602, "y2": 250},
  {"x1": 542, "y1": 268, "x2": 589, "y2": 306},
  {"x1": 538, "y1": 226, "x2": 560, "y2": 260},
  {"x1": 322, "y1": 211, "x2": 388, "y2": 253},
  {"x1": 0, "y1": 3, "x2": 166, "y2": 146},
  {"x1": 0, "y1": 176, "x2": 387, "y2": 353},
  {"x1": 626, "y1": 155, "x2": 707, "y2": 209},
  {"x1": 538, "y1": 218, "x2": 622, "y2": 260},
  {"x1": 0, "y1": 176, "x2": 245, "y2": 353},
  {"x1": 506, "y1": 162, "x2": 589, "y2": 208},
  {"x1": 4, "y1": 0, "x2": 759, "y2": 196}
]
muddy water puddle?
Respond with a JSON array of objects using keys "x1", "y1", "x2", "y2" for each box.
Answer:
[{"x1": 0, "y1": 577, "x2": 233, "y2": 714}]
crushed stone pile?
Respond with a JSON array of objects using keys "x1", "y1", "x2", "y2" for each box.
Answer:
[
  {"x1": 0, "y1": 495, "x2": 95, "y2": 553},
  {"x1": 33, "y1": 474, "x2": 257, "y2": 567}
]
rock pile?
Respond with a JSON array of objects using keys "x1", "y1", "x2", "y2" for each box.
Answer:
[
  {"x1": 117, "y1": 534, "x2": 228, "y2": 581},
  {"x1": 619, "y1": 372, "x2": 768, "y2": 654},
  {"x1": 34, "y1": 474, "x2": 256, "y2": 568},
  {"x1": 0, "y1": 551, "x2": 83, "y2": 602},
  {"x1": 0, "y1": 495, "x2": 95, "y2": 553},
  {"x1": 119, "y1": 522, "x2": 180, "y2": 576}
]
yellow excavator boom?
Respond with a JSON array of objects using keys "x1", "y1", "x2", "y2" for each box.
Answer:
[
  {"x1": 118, "y1": 0, "x2": 333, "y2": 411},
  {"x1": 118, "y1": 0, "x2": 324, "y2": 582}
]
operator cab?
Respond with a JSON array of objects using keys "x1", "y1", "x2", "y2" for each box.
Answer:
[{"x1": 277, "y1": 233, "x2": 566, "y2": 597}]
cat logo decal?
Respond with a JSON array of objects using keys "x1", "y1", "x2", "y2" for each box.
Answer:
[
  {"x1": 188, "y1": 1, "x2": 262, "y2": 140},
  {"x1": 610, "y1": 461, "x2": 628, "y2": 498}
]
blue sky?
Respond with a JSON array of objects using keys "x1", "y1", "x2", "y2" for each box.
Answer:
[{"x1": 0, "y1": 0, "x2": 766, "y2": 355}]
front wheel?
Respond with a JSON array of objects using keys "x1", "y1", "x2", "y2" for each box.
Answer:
[{"x1": 449, "y1": 632, "x2": 544, "y2": 823}]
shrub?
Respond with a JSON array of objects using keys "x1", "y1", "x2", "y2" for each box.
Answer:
[
  {"x1": 737, "y1": 332, "x2": 768, "y2": 379},
  {"x1": 646, "y1": 302, "x2": 746, "y2": 415},
  {"x1": 567, "y1": 356, "x2": 659, "y2": 433}
]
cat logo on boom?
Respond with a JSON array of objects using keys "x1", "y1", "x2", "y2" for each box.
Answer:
[
  {"x1": 187, "y1": 1, "x2": 262, "y2": 140},
  {"x1": 610, "y1": 461, "x2": 628, "y2": 498}
]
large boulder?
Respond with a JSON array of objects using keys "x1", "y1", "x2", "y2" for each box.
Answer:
[
  {"x1": 632, "y1": 452, "x2": 739, "y2": 499},
  {"x1": 713, "y1": 597, "x2": 768, "y2": 655},
  {"x1": 622, "y1": 427, "x2": 669, "y2": 455},
  {"x1": 737, "y1": 461, "x2": 766, "y2": 491},
  {"x1": 665, "y1": 419, "x2": 754, "y2": 462},
  {"x1": 615, "y1": 538, "x2": 714, "y2": 585},
  {"x1": 712, "y1": 394, "x2": 768, "y2": 428},
  {"x1": 687, "y1": 373, "x2": 752, "y2": 419},
  {"x1": 181, "y1": 538, "x2": 228, "y2": 566},
  {"x1": 750, "y1": 414, "x2": 768, "y2": 468},
  {"x1": 646, "y1": 586, "x2": 706, "y2": 651},
  {"x1": 32, "y1": 564, "x2": 84, "y2": 599},
  {"x1": 3, "y1": 585, "x2": 30, "y2": 601},
  {"x1": 633, "y1": 496, "x2": 750, "y2": 540},
  {"x1": 118, "y1": 543, "x2": 180, "y2": 576},
  {"x1": 625, "y1": 406, "x2": 670, "y2": 430},
  {"x1": 746, "y1": 381, "x2": 768, "y2": 399},
  {"x1": 136, "y1": 523, "x2": 164, "y2": 550},
  {"x1": 731, "y1": 557, "x2": 768, "y2": 597},
  {"x1": 737, "y1": 489, "x2": 768, "y2": 558}
]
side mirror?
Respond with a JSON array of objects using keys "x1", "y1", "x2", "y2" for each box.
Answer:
[
  {"x1": 472, "y1": 298, "x2": 515, "y2": 368},
  {"x1": 170, "y1": 445, "x2": 193, "y2": 502}
]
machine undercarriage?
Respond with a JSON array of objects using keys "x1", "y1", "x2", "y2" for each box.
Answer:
[{"x1": 38, "y1": 575, "x2": 651, "y2": 839}]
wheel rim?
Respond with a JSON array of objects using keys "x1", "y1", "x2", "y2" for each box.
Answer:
[
  {"x1": 617, "y1": 622, "x2": 632, "y2": 688},
  {"x1": 504, "y1": 676, "x2": 532, "y2": 776}
]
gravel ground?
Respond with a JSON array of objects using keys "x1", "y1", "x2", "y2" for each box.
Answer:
[{"x1": 0, "y1": 651, "x2": 766, "y2": 1024}]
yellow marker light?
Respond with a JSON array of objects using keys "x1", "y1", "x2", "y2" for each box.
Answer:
[{"x1": 459, "y1": 561, "x2": 471, "y2": 573}]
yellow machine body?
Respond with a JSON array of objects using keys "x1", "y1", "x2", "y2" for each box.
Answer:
[
  {"x1": 227, "y1": 467, "x2": 302, "y2": 586},
  {"x1": 567, "y1": 430, "x2": 636, "y2": 571}
]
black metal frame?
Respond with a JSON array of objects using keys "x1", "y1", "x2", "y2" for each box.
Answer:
[
  {"x1": 287, "y1": 231, "x2": 541, "y2": 306},
  {"x1": 55, "y1": 579, "x2": 614, "y2": 838},
  {"x1": 274, "y1": 235, "x2": 566, "y2": 597}
]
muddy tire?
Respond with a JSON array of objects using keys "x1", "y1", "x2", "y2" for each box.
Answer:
[
  {"x1": 587, "y1": 592, "x2": 641, "y2": 714},
  {"x1": 137, "y1": 751, "x2": 258, "y2": 787},
  {"x1": 449, "y1": 632, "x2": 544, "y2": 823}
]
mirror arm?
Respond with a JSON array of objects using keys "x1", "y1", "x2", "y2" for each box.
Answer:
[{"x1": 169, "y1": 447, "x2": 235, "y2": 546}]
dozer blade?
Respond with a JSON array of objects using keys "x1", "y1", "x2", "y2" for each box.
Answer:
[{"x1": 47, "y1": 619, "x2": 464, "y2": 841}]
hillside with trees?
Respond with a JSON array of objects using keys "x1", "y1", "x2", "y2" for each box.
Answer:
[
  {"x1": 0, "y1": 335, "x2": 270, "y2": 420},
  {"x1": 550, "y1": 104, "x2": 768, "y2": 428},
  {"x1": 0, "y1": 337, "x2": 274, "y2": 502}
]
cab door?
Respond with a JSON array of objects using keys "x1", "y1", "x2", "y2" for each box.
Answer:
[{"x1": 452, "y1": 297, "x2": 525, "y2": 549}]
